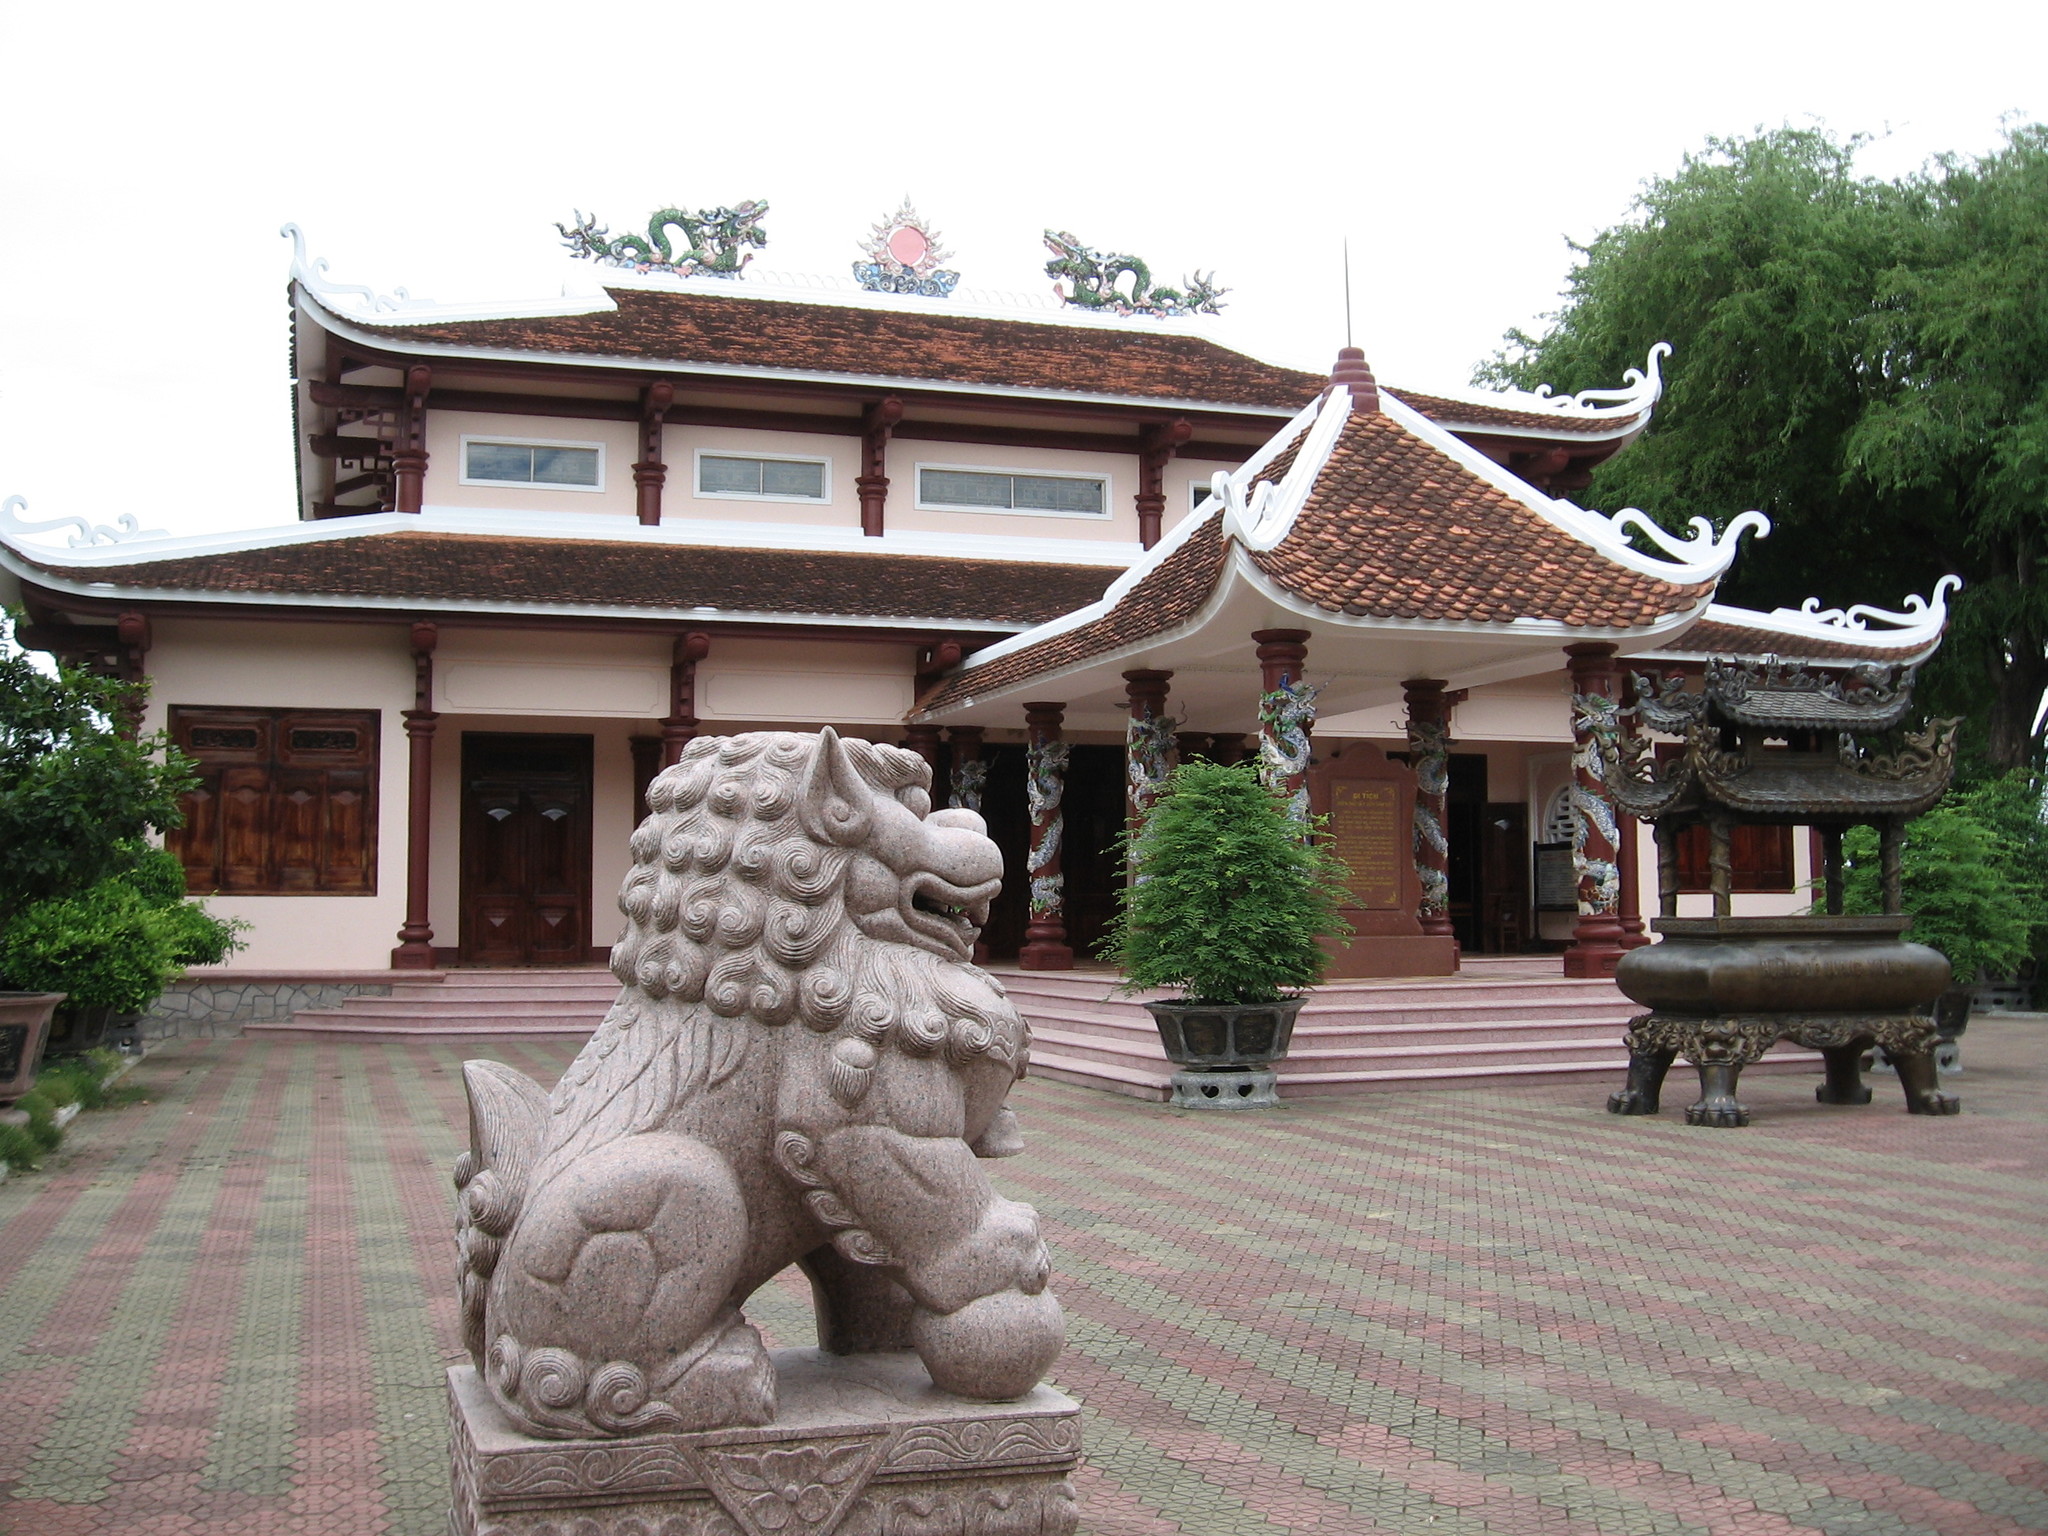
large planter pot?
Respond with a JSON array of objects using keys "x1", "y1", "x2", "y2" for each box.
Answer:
[
  {"x1": 1144, "y1": 997, "x2": 1304, "y2": 1070},
  {"x1": 1615, "y1": 916, "x2": 1949, "y2": 1016},
  {"x1": 0, "y1": 992, "x2": 67, "y2": 1104}
]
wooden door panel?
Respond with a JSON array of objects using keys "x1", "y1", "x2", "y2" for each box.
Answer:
[
  {"x1": 219, "y1": 768, "x2": 271, "y2": 892},
  {"x1": 461, "y1": 734, "x2": 594, "y2": 966}
]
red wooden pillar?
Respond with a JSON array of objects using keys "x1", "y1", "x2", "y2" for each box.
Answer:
[
  {"x1": 1136, "y1": 419, "x2": 1192, "y2": 550},
  {"x1": 1019, "y1": 701, "x2": 1074, "y2": 971},
  {"x1": 857, "y1": 397, "x2": 904, "y2": 538},
  {"x1": 391, "y1": 620, "x2": 440, "y2": 969},
  {"x1": 662, "y1": 632, "x2": 711, "y2": 768},
  {"x1": 1205, "y1": 732, "x2": 1247, "y2": 766},
  {"x1": 1253, "y1": 628, "x2": 1313, "y2": 815},
  {"x1": 1563, "y1": 642, "x2": 1626, "y2": 978},
  {"x1": 114, "y1": 611, "x2": 151, "y2": 740},
  {"x1": 901, "y1": 725, "x2": 944, "y2": 765},
  {"x1": 1402, "y1": 678, "x2": 1456, "y2": 940},
  {"x1": 392, "y1": 365, "x2": 431, "y2": 514},
  {"x1": 1174, "y1": 730, "x2": 1211, "y2": 764},
  {"x1": 1616, "y1": 671, "x2": 1649, "y2": 948},
  {"x1": 634, "y1": 382, "x2": 673, "y2": 527}
]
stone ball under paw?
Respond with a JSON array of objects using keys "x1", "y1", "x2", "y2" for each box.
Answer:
[{"x1": 911, "y1": 1288, "x2": 1065, "y2": 1400}]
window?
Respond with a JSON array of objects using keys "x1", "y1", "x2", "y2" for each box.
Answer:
[
  {"x1": 916, "y1": 465, "x2": 1108, "y2": 518},
  {"x1": 461, "y1": 437, "x2": 603, "y2": 490},
  {"x1": 167, "y1": 708, "x2": 379, "y2": 895},
  {"x1": 695, "y1": 452, "x2": 829, "y2": 503},
  {"x1": 1673, "y1": 824, "x2": 1795, "y2": 893},
  {"x1": 1190, "y1": 480, "x2": 1216, "y2": 512}
]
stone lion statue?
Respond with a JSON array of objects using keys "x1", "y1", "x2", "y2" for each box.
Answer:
[{"x1": 452, "y1": 730, "x2": 1064, "y2": 1440}]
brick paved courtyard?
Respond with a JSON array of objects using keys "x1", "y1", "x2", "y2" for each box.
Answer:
[{"x1": 2, "y1": 1021, "x2": 2043, "y2": 1536}]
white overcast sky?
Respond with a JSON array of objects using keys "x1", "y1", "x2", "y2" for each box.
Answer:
[{"x1": 0, "y1": 1, "x2": 2037, "y2": 539}]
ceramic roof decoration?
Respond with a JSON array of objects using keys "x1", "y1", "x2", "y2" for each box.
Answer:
[
  {"x1": 1042, "y1": 231, "x2": 1227, "y2": 318},
  {"x1": 555, "y1": 201, "x2": 770, "y2": 278},
  {"x1": 854, "y1": 199, "x2": 960, "y2": 298}
]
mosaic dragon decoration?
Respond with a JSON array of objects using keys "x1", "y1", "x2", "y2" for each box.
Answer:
[
  {"x1": 1024, "y1": 738, "x2": 1070, "y2": 917},
  {"x1": 1042, "y1": 231, "x2": 1226, "y2": 318},
  {"x1": 556, "y1": 202, "x2": 770, "y2": 278},
  {"x1": 1569, "y1": 691, "x2": 1625, "y2": 914},
  {"x1": 1125, "y1": 712, "x2": 1180, "y2": 819},
  {"x1": 1257, "y1": 679, "x2": 1319, "y2": 823},
  {"x1": 1408, "y1": 718, "x2": 1452, "y2": 920},
  {"x1": 454, "y1": 731, "x2": 1062, "y2": 1439}
]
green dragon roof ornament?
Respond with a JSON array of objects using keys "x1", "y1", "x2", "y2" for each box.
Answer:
[
  {"x1": 1043, "y1": 231, "x2": 1226, "y2": 318},
  {"x1": 556, "y1": 202, "x2": 769, "y2": 279}
]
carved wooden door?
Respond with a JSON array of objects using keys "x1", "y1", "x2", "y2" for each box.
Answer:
[{"x1": 459, "y1": 734, "x2": 593, "y2": 966}]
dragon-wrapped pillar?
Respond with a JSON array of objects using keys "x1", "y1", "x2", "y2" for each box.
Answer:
[
  {"x1": 1563, "y1": 642, "x2": 1626, "y2": 978},
  {"x1": 1402, "y1": 679, "x2": 1456, "y2": 943},
  {"x1": 1020, "y1": 702, "x2": 1074, "y2": 971},
  {"x1": 1253, "y1": 630, "x2": 1315, "y2": 822},
  {"x1": 1122, "y1": 670, "x2": 1176, "y2": 867}
]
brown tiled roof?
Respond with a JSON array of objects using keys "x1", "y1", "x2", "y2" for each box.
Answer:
[
  {"x1": 361, "y1": 289, "x2": 1328, "y2": 410},
  {"x1": 1386, "y1": 388, "x2": 1641, "y2": 437},
  {"x1": 1654, "y1": 616, "x2": 1939, "y2": 662},
  {"x1": 1249, "y1": 411, "x2": 1711, "y2": 626},
  {"x1": 915, "y1": 518, "x2": 1227, "y2": 714},
  {"x1": 23, "y1": 533, "x2": 1114, "y2": 628}
]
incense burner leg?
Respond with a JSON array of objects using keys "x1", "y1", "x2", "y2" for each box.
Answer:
[
  {"x1": 1608, "y1": 1017, "x2": 1675, "y2": 1115},
  {"x1": 1686, "y1": 1059, "x2": 1751, "y2": 1127},
  {"x1": 1815, "y1": 1044, "x2": 1874, "y2": 1106},
  {"x1": 1891, "y1": 1049, "x2": 1961, "y2": 1116},
  {"x1": 1678, "y1": 1021, "x2": 1771, "y2": 1128}
]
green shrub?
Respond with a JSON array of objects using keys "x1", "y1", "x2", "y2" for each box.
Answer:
[
  {"x1": 1103, "y1": 761, "x2": 1352, "y2": 1005},
  {"x1": 1839, "y1": 803, "x2": 2032, "y2": 984},
  {"x1": 0, "y1": 1120, "x2": 40, "y2": 1172},
  {"x1": 146, "y1": 891, "x2": 243, "y2": 967},
  {"x1": 12, "y1": 1089, "x2": 62, "y2": 1152},
  {"x1": 0, "y1": 882, "x2": 178, "y2": 1012},
  {"x1": 36, "y1": 1058, "x2": 107, "y2": 1112},
  {"x1": 1954, "y1": 771, "x2": 2048, "y2": 966}
]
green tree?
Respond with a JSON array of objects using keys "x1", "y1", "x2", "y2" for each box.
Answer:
[
  {"x1": 1482, "y1": 124, "x2": 2048, "y2": 771},
  {"x1": 1837, "y1": 802, "x2": 2032, "y2": 985}
]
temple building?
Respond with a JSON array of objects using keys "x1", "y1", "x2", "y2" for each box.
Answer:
[{"x1": 0, "y1": 224, "x2": 1953, "y2": 987}]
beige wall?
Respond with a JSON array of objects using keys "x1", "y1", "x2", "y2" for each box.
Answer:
[
  {"x1": 142, "y1": 617, "x2": 415, "y2": 971},
  {"x1": 695, "y1": 637, "x2": 920, "y2": 727},
  {"x1": 424, "y1": 411, "x2": 640, "y2": 516},
  {"x1": 434, "y1": 628, "x2": 672, "y2": 718}
]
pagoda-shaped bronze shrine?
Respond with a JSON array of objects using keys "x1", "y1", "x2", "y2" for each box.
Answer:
[{"x1": 1601, "y1": 658, "x2": 1962, "y2": 1126}]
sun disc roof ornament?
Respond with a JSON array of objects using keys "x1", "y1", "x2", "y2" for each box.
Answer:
[
  {"x1": 1042, "y1": 230, "x2": 1226, "y2": 318},
  {"x1": 555, "y1": 201, "x2": 769, "y2": 279},
  {"x1": 854, "y1": 199, "x2": 960, "y2": 298}
]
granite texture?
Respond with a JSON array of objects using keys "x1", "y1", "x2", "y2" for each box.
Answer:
[
  {"x1": 448, "y1": 1351, "x2": 1080, "y2": 1536},
  {"x1": 458, "y1": 731, "x2": 1065, "y2": 1442}
]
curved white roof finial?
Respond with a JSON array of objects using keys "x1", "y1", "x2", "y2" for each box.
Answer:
[
  {"x1": 281, "y1": 223, "x2": 426, "y2": 314},
  {"x1": 0, "y1": 494, "x2": 159, "y2": 548},
  {"x1": 1528, "y1": 342, "x2": 1672, "y2": 418}
]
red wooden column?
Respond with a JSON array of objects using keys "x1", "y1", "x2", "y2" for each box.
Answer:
[
  {"x1": 634, "y1": 382, "x2": 674, "y2": 527},
  {"x1": 1253, "y1": 628, "x2": 1313, "y2": 816},
  {"x1": 114, "y1": 611, "x2": 151, "y2": 740},
  {"x1": 1174, "y1": 730, "x2": 1211, "y2": 764},
  {"x1": 1616, "y1": 672, "x2": 1649, "y2": 947},
  {"x1": 945, "y1": 726, "x2": 986, "y2": 812},
  {"x1": 857, "y1": 397, "x2": 904, "y2": 538},
  {"x1": 1402, "y1": 678, "x2": 1456, "y2": 940},
  {"x1": 392, "y1": 365, "x2": 432, "y2": 514},
  {"x1": 1205, "y1": 732, "x2": 1247, "y2": 766},
  {"x1": 1563, "y1": 641, "x2": 1626, "y2": 978},
  {"x1": 391, "y1": 620, "x2": 440, "y2": 969},
  {"x1": 1019, "y1": 701, "x2": 1074, "y2": 971},
  {"x1": 662, "y1": 632, "x2": 712, "y2": 768},
  {"x1": 902, "y1": 723, "x2": 945, "y2": 800},
  {"x1": 1135, "y1": 419, "x2": 1192, "y2": 550}
]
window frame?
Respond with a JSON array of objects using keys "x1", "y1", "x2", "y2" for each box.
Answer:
[
  {"x1": 913, "y1": 461, "x2": 1114, "y2": 521},
  {"x1": 166, "y1": 706, "x2": 380, "y2": 897},
  {"x1": 458, "y1": 434, "x2": 607, "y2": 493},
  {"x1": 692, "y1": 448, "x2": 833, "y2": 506}
]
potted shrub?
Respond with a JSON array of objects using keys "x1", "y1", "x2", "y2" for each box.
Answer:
[
  {"x1": 1102, "y1": 761, "x2": 1350, "y2": 1105},
  {"x1": 0, "y1": 610, "x2": 202, "y2": 1092}
]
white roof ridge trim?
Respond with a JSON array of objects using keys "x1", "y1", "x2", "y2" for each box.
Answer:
[
  {"x1": 1397, "y1": 343, "x2": 1671, "y2": 423},
  {"x1": 0, "y1": 508, "x2": 1146, "y2": 571},
  {"x1": 1703, "y1": 579, "x2": 1960, "y2": 649}
]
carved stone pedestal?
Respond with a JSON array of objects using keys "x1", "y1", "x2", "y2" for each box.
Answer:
[
  {"x1": 450, "y1": 1349, "x2": 1081, "y2": 1536},
  {"x1": 1169, "y1": 1069, "x2": 1280, "y2": 1110}
]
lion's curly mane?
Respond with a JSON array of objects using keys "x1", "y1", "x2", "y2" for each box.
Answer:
[{"x1": 536, "y1": 732, "x2": 1026, "y2": 1170}]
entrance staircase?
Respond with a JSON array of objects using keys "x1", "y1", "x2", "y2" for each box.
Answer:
[
  {"x1": 245, "y1": 969, "x2": 615, "y2": 1041},
  {"x1": 244, "y1": 956, "x2": 1821, "y2": 1100},
  {"x1": 1001, "y1": 957, "x2": 1820, "y2": 1101}
]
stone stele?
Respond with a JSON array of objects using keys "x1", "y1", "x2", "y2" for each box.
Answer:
[{"x1": 449, "y1": 730, "x2": 1075, "y2": 1536}]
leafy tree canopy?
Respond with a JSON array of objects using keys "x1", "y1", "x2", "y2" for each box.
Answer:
[
  {"x1": 1481, "y1": 124, "x2": 2048, "y2": 772},
  {"x1": 0, "y1": 609, "x2": 196, "y2": 925}
]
